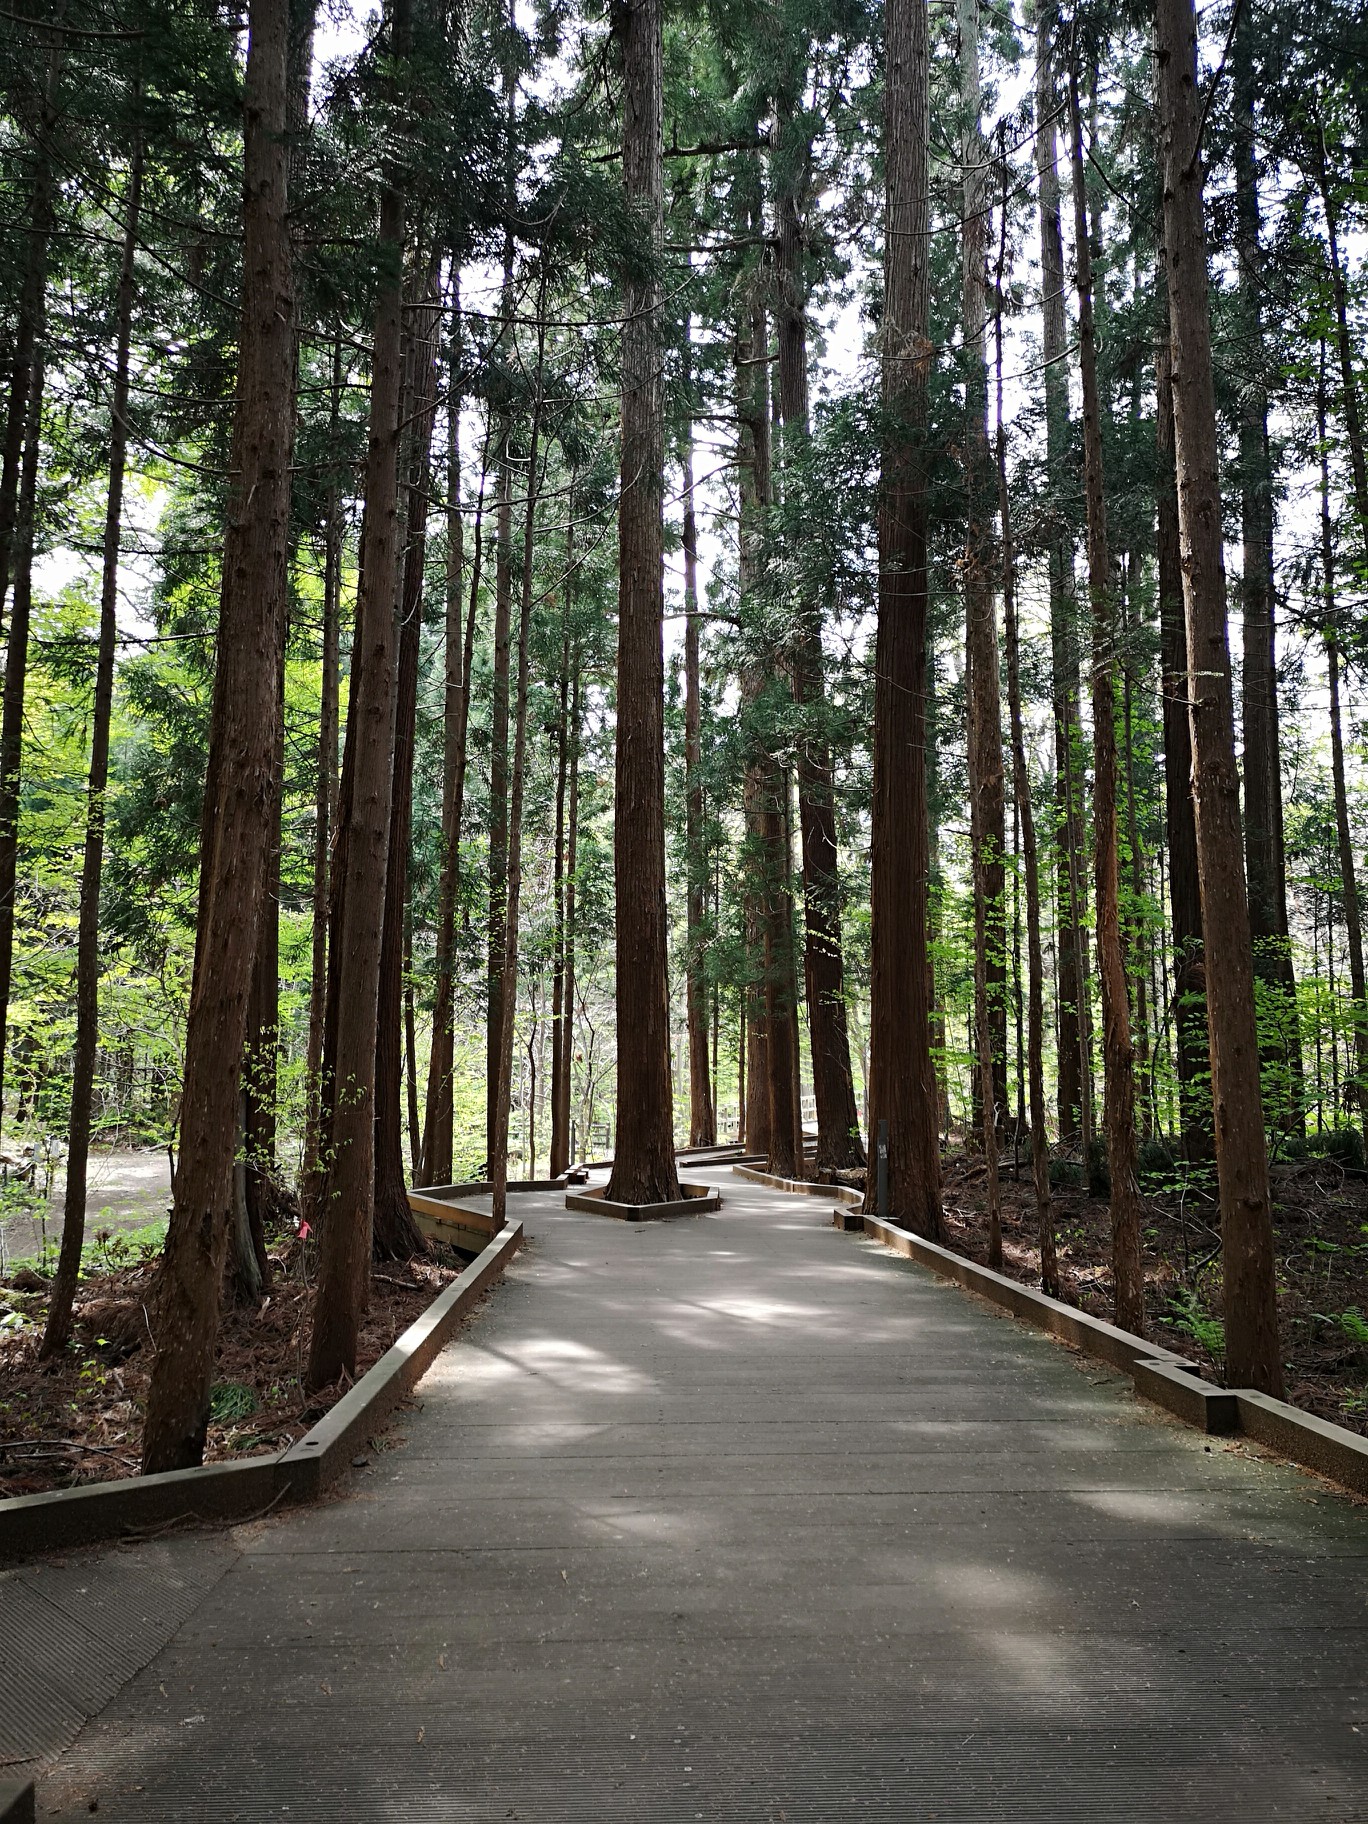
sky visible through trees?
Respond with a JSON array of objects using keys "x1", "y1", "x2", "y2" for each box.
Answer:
[{"x1": 0, "y1": 0, "x2": 1366, "y2": 1462}]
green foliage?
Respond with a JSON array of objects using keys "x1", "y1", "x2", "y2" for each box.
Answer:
[
  {"x1": 1334, "y1": 1308, "x2": 1368, "y2": 1348},
  {"x1": 209, "y1": 1381, "x2": 258, "y2": 1423},
  {"x1": 1168, "y1": 1289, "x2": 1226, "y2": 1360},
  {"x1": 1309, "y1": 1129, "x2": 1366, "y2": 1173},
  {"x1": 1136, "y1": 1138, "x2": 1176, "y2": 1186}
]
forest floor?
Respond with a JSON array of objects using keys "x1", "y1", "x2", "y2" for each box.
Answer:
[
  {"x1": 0, "y1": 1224, "x2": 460, "y2": 1498},
  {"x1": 866, "y1": 1144, "x2": 1368, "y2": 1437}
]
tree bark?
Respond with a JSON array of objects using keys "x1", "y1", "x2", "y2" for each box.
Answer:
[
  {"x1": 737, "y1": 285, "x2": 774, "y2": 1168},
  {"x1": 41, "y1": 122, "x2": 143, "y2": 1357},
  {"x1": 1157, "y1": 0, "x2": 1283, "y2": 1396},
  {"x1": 141, "y1": 0, "x2": 295, "y2": 1469},
  {"x1": 548, "y1": 509, "x2": 579, "y2": 1178},
  {"x1": 1034, "y1": 0, "x2": 1090, "y2": 1152},
  {"x1": 306, "y1": 0, "x2": 409, "y2": 1390},
  {"x1": 865, "y1": 0, "x2": 941, "y2": 1234},
  {"x1": 681, "y1": 345, "x2": 715, "y2": 1148},
  {"x1": 373, "y1": 268, "x2": 438, "y2": 1261},
  {"x1": 422, "y1": 364, "x2": 486, "y2": 1186},
  {"x1": 1234, "y1": 27, "x2": 1301, "y2": 1124},
  {"x1": 761, "y1": 774, "x2": 802, "y2": 1180},
  {"x1": 490, "y1": 296, "x2": 547, "y2": 1225},
  {"x1": 1320, "y1": 345, "x2": 1368, "y2": 1129},
  {"x1": 301, "y1": 332, "x2": 343, "y2": 1200},
  {"x1": 1155, "y1": 275, "x2": 1208, "y2": 1162},
  {"x1": 0, "y1": 27, "x2": 61, "y2": 632},
  {"x1": 0, "y1": 179, "x2": 55, "y2": 1133},
  {"x1": 735, "y1": 267, "x2": 800, "y2": 1181},
  {"x1": 485, "y1": 201, "x2": 517, "y2": 1169},
  {"x1": 995, "y1": 213, "x2": 1057, "y2": 1298},
  {"x1": 961, "y1": 0, "x2": 1008, "y2": 1152},
  {"x1": 1068, "y1": 58, "x2": 1144, "y2": 1335},
  {"x1": 556, "y1": 661, "x2": 580, "y2": 1166},
  {"x1": 549, "y1": 615, "x2": 571, "y2": 1176},
  {"x1": 604, "y1": 0, "x2": 680, "y2": 1205},
  {"x1": 961, "y1": 0, "x2": 1002, "y2": 1261},
  {"x1": 774, "y1": 94, "x2": 864, "y2": 1173},
  {"x1": 1315, "y1": 140, "x2": 1368, "y2": 573}
]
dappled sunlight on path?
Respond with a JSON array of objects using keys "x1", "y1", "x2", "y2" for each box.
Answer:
[{"x1": 28, "y1": 1167, "x2": 1368, "y2": 1819}]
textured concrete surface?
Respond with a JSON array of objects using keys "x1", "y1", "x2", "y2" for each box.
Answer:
[{"x1": 17, "y1": 1167, "x2": 1368, "y2": 1819}]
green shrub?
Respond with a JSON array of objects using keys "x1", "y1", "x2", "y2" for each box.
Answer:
[
  {"x1": 209, "y1": 1380, "x2": 258, "y2": 1423},
  {"x1": 1049, "y1": 1157, "x2": 1083, "y2": 1190},
  {"x1": 1307, "y1": 1128, "x2": 1365, "y2": 1173},
  {"x1": 1168, "y1": 1288, "x2": 1225, "y2": 1358},
  {"x1": 1136, "y1": 1137, "x2": 1176, "y2": 1186}
]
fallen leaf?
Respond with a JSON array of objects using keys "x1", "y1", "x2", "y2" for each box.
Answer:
[{"x1": 416, "y1": 1726, "x2": 425, "y2": 1744}]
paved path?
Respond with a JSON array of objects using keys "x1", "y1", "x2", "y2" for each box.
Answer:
[
  {"x1": 0, "y1": 1148, "x2": 171, "y2": 1269},
  {"x1": 11, "y1": 1168, "x2": 1368, "y2": 1819}
]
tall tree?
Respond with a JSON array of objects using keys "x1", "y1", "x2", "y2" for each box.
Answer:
[
  {"x1": 301, "y1": 333, "x2": 344, "y2": 1200},
  {"x1": 1034, "y1": 0, "x2": 1091, "y2": 1152},
  {"x1": 865, "y1": 0, "x2": 941, "y2": 1235},
  {"x1": 1157, "y1": 0, "x2": 1282, "y2": 1395},
  {"x1": 1067, "y1": 53, "x2": 1144, "y2": 1335},
  {"x1": 1155, "y1": 252, "x2": 1207, "y2": 1162},
  {"x1": 960, "y1": 0, "x2": 1003, "y2": 1261},
  {"x1": 1233, "y1": 16, "x2": 1301, "y2": 1119},
  {"x1": 1320, "y1": 345, "x2": 1368, "y2": 1127},
  {"x1": 549, "y1": 549, "x2": 577, "y2": 1176},
  {"x1": 41, "y1": 117, "x2": 144, "y2": 1358},
  {"x1": 307, "y1": 0, "x2": 411, "y2": 1389},
  {"x1": 773, "y1": 81, "x2": 864, "y2": 1174},
  {"x1": 551, "y1": 650, "x2": 580, "y2": 1173},
  {"x1": 422, "y1": 332, "x2": 484, "y2": 1186},
  {"x1": 995, "y1": 192, "x2": 1057, "y2": 1298},
  {"x1": 0, "y1": 21, "x2": 61, "y2": 630},
  {"x1": 485, "y1": 43, "x2": 518, "y2": 1169},
  {"x1": 373, "y1": 270, "x2": 439, "y2": 1259},
  {"x1": 680, "y1": 355, "x2": 715, "y2": 1148},
  {"x1": 490, "y1": 288, "x2": 547, "y2": 1223},
  {"x1": 605, "y1": 0, "x2": 681, "y2": 1206},
  {"x1": 142, "y1": 0, "x2": 296, "y2": 1469},
  {"x1": 0, "y1": 64, "x2": 59, "y2": 1132}
]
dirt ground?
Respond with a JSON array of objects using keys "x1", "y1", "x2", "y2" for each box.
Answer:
[
  {"x1": 918, "y1": 1143, "x2": 1368, "y2": 1436},
  {"x1": 0, "y1": 1226, "x2": 459, "y2": 1497}
]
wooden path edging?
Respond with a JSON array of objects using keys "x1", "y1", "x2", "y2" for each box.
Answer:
[
  {"x1": 863, "y1": 1211, "x2": 1368, "y2": 1492},
  {"x1": 730, "y1": 1160, "x2": 865, "y2": 1228},
  {"x1": 0, "y1": 1781, "x2": 33, "y2": 1823},
  {"x1": 733, "y1": 1163, "x2": 1368, "y2": 1499},
  {"x1": 0, "y1": 1221, "x2": 522, "y2": 1561},
  {"x1": 564, "y1": 1183, "x2": 722, "y2": 1220}
]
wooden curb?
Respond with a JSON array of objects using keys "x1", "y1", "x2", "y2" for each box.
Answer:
[
  {"x1": 0, "y1": 1221, "x2": 522, "y2": 1561},
  {"x1": 1233, "y1": 1389, "x2": 1368, "y2": 1497},
  {"x1": 858, "y1": 1211, "x2": 1368, "y2": 1499},
  {"x1": 729, "y1": 1162, "x2": 865, "y2": 1228},
  {"x1": 863, "y1": 1213, "x2": 1189, "y2": 1374},
  {"x1": 278, "y1": 1221, "x2": 521, "y2": 1500},
  {"x1": 565, "y1": 1183, "x2": 721, "y2": 1220},
  {"x1": 0, "y1": 1781, "x2": 34, "y2": 1822}
]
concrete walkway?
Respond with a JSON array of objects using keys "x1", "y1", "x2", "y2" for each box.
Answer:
[{"x1": 11, "y1": 1168, "x2": 1368, "y2": 1820}]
